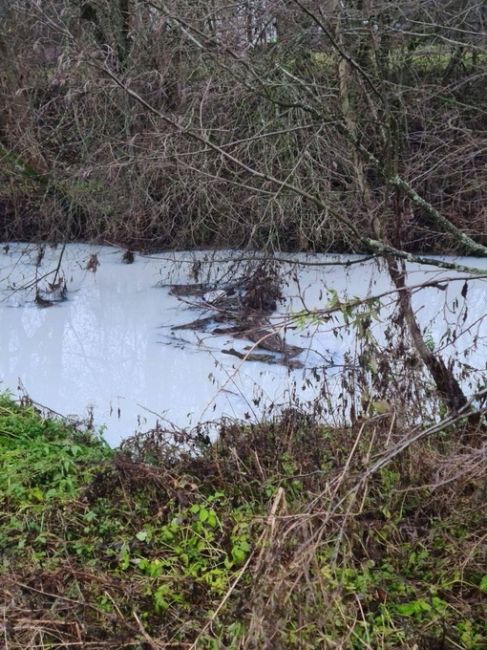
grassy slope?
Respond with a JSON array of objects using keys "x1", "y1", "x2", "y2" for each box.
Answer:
[{"x1": 0, "y1": 396, "x2": 486, "y2": 648}]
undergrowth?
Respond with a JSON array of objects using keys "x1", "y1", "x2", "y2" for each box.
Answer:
[
  {"x1": 1, "y1": 5, "x2": 486, "y2": 253},
  {"x1": 0, "y1": 395, "x2": 486, "y2": 648}
]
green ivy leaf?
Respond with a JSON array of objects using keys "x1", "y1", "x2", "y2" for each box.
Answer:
[{"x1": 135, "y1": 530, "x2": 148, "y2": 542}]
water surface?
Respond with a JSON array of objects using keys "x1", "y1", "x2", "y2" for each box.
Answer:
[{"x1": 1, "y1": 244, "x2": 486, "y2": 445}]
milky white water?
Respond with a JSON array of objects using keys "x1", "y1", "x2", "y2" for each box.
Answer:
[{"x1": 1, "y1": 243, "x2": 486, "y2": 446}]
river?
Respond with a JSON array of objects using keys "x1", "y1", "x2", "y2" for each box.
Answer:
[{"x1": 1, "y1": 243, "x2": 486, "y2": 445}]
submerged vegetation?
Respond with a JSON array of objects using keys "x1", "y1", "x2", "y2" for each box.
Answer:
[{"x1": 1, "y1": 395, "x2": 486, "y2": 648}]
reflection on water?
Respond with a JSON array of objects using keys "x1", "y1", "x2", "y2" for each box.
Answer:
[{"x1": 1, "y1": 244, "x2": 486, "y2": 445}]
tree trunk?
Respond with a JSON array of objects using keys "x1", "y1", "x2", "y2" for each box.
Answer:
[{"x1": 387, "y1": 258, "x2": 469, "y2": 413}]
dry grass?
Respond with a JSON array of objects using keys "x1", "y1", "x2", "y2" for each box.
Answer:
[{"x1": 1, "y1": 396, "x2": 486, "y2": 648}]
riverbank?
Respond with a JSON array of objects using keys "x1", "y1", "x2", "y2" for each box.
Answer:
[
  {"x1": 1, "y1": 395, "x2": 485, "y2": 648},
  {"x1": 1, "y1": 4, "x2": 486, "y2": 256}
]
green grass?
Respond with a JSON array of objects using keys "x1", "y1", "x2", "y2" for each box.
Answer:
[{"x1": 1, "y1": 395, "x2": 486, "y2": 648}]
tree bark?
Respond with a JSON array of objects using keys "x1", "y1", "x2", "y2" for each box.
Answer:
[{"x1": 387, "y1": 258, "x2": 469, "y2": 413}]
